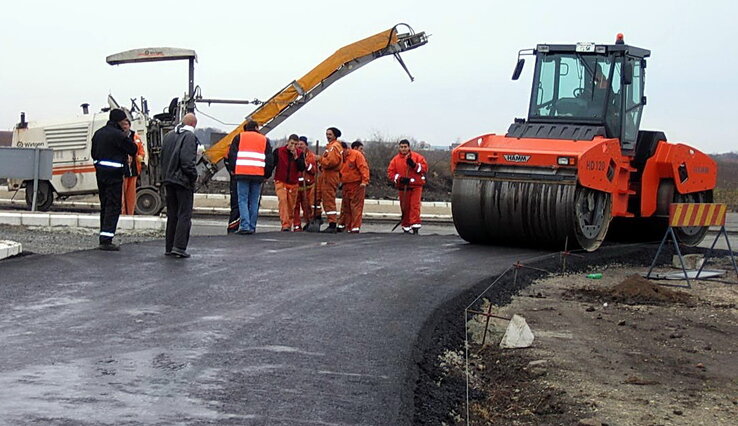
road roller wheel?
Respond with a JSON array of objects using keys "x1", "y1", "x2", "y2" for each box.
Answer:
[
  {"x1": 451, "y1": 177, "x2": 488, "y2": 244},
  {"x1": 573, "y1": 186, "x2": 612, "y2": 252},
  {"x1": 673, "y1": 190, "x2": 712, "y2": 246},
  {"x1": 452, "y1": 170, "x2": 579, "y2": 248}
]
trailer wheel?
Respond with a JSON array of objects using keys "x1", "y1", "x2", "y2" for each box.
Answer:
[
  {"x1": 24, "y1": 180, "x2": 54, "y2": 211},
  {"x1": 135, "y1": 187, "x2": 164, "y2": 216}
]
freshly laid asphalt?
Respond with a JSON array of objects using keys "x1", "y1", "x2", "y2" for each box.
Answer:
[{"x1": 0, "y1": 231, "x2": 543, "y2": 425}]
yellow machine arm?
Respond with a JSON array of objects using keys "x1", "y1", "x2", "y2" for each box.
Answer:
[{"x1": 195, "y1": 23, "x2": 428, "y2": 187}]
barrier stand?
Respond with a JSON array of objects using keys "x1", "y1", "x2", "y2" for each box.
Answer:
[
  {"x1": 695, "y1": 222, "x2": 738, "y2": 285},
  {"x1": 646, "y1": 203, "x2": 732, "y2": 288}
]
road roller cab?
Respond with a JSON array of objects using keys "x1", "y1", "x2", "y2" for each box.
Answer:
[{"x1": 451, "y1": 35, "x2": 717, "y2": 251}]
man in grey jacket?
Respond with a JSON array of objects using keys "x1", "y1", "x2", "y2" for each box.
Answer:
[{"x1": 160, "y1": 113, "x2": 199, "y2": 258}]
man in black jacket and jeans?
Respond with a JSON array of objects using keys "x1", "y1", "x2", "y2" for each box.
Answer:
[
  {"x1": 91, "y1": 108, "x2": 139, "y2": 251},
  {"x1": 160, "y1": 113, "x2": 199, "y2": 258}
]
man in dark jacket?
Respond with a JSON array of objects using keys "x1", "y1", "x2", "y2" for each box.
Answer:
[
  {"x1": 227, "y1": 120, "x2": 274, "y2": 234},
  {"x1": 160, "y1": 113, "x2": 199, "y2": 258},
  {"x1": 91, "y1": 108, "x2": 139, "y2": 251}
]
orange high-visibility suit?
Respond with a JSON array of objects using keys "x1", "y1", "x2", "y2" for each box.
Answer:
[
  {"x1": 294, "y1": 149, "x2": 317, "y2": 230},
  {"x1": 121, "y1": 133, "x2": 145, "y2": 215},
  {"x1": 338, "y1": 149, "x2": 369, "y2": 232},
  {"x1": 387, "y1": 150, "x2": 428, "y2": 231},
  {"x1": 317, "y1": 139, "x2": 343, "y2": 224}
]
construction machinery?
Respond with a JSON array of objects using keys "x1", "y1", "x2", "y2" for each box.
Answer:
[
  {"x1": 9, "y1": 24, "x2": 428, "y2": 214},
  {"x1": 451, "y1": 35, "x2": 717, "y2": 251}
]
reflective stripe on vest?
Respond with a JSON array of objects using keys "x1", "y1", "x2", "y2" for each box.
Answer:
[{"x1": 235, "y1": 132, "x2": 267, "y2": 176}]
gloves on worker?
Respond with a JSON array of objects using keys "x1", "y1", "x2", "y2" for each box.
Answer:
[
  {"x1": 399, "y1": 177, "x2": 411, "y2": 186},
  {"x1": 406, "y1": 157, "x2": 416, "y2": 168}
]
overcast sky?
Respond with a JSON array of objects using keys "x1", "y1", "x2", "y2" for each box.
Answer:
[{"x1": 1, "y1": 0, "x2": 735, "y2": 153}]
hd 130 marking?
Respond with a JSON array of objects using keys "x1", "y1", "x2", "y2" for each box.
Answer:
[{"x1": 586, "y1": 160, "x2": 606, "y2": 171}]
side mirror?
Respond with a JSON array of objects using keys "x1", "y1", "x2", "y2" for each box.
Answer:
[
  {"x1": 512, "y1": 59, "x2": 525, "y2": 80},
  {"x1": 623, "y1": 62, "x2": 633, "y2": 85}
]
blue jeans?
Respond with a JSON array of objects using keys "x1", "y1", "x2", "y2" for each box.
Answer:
[{"x1": 237, "y1": 180, "x2": 262, "y2": 232}]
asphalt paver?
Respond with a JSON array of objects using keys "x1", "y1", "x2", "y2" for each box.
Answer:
[{"x1": 0, "y1": 232, "x2": 543, "y2": 425}]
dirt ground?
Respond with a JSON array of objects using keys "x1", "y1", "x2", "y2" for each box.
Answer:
[{"x1": 440, "y1": 257, "x2": 738, "y2": 425}]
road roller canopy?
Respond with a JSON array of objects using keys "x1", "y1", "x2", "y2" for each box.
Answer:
[{"x1": 514, "y1": 39, "x2": 650, "y2": 153}]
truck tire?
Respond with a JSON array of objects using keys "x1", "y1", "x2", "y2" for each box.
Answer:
[
  {"x1": 24, "y1": 180, "x2": 54, "y2": 211},
  {"x1": 135, "y1": 186, "x2": 164, "y2": 216}
]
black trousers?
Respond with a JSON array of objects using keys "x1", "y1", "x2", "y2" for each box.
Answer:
[
  {"x1": 96, "y1": 173, "x2": 123, "y2": 244},
  {"x1": 228, "y1": 177, "x2": 240, "y2": 230},
  {"x1": 165, "y1": 183, "x2": 194, "y2": 252}
]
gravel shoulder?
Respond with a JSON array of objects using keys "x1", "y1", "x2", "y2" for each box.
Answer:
[
  {"x1": 419, "y1": 254, "x2": 738, "y2": 425},
  {"x1": 0, "y1": 224, "x2": 163, "y2": 255}
]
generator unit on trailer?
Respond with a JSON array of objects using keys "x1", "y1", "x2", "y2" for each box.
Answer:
[{"x1": 451, "y1": 35, "x2": 717, "y2": 251}]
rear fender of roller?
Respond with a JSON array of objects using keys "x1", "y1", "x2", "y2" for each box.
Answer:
[{"x1": 640, "y1": 141, "x2": 717, "y2": 217}]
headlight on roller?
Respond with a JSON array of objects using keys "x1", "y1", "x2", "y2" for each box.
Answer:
[{"x1": 464, "y1": 152, "x2": 478, "y2": 161}]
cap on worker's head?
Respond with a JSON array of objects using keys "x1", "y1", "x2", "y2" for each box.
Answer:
[
  {"x1": 109, "y1": 108, "x2": 127, "y2": 122},
  {"x1": 327, "y1": 127, "x2": 342, "y2": 138},
  {"x1": 298, "y1": 136, "x2": 308, "y2": 143}
]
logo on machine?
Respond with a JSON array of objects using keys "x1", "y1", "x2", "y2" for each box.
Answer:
[
  {"x1": 16, "y1": 141, "x2": 45, "y2": 148},
  {"x1": 503, "y1": 154, "x2": 531, "y2": 163}
]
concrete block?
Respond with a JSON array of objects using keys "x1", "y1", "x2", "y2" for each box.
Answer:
[
  {"x1": 0, "y1": 240, "x2": 22, "y2": 260},
  {"x1": 673, "y1": 254, "x2": 704, "y2": 270},
  {"x1": 77, "y1": 215, "x2": 100, "y2": 229},
  {"x1": 500, "y1": 314, "x2": 534, "y2": 349},
  {"x1": 134, "y1": 217, "x2": 164, "y2": 230},
  {"x1": 0, "y1": 212, "x2": 22, "y2": 226},
  {"x1": 117, "y1": 216, "x2": 135, "y2": 230},
  {"x1": 21, "y1": 213, "x2": 51, "y2": 227},
  {"x1": 49, "y1": 214, "x2": 79, "y2": 228}
]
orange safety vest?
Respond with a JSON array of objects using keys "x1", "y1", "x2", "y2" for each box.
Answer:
[{"x1": 235, "y1": 131, "x2": 267, "y2": 176}]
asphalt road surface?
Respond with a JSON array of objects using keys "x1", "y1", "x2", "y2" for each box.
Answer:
[{"x1": 0, "y1": 232, "x2": 543, "y2": 425}]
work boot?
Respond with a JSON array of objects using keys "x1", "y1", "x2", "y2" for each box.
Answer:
[
  {"x1": 336, "y1": 225, "x2": 345, "y2": 233},
  {"x1": 170, "y1": 247, "x2": 191, "y2": 258},
  {"x1": 321, "y1": 223, "x2": 337, "y2": 233},
  {"x1": 98, "y1": 242, "x2": 120, "y2": 251},
  {"x1": 413, "y1": 228, "x2": 419, "y2": 235}
]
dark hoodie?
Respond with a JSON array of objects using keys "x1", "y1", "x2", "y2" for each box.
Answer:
[{"x1": 160, "y1": 124, "x2": 199, "y2": 190}]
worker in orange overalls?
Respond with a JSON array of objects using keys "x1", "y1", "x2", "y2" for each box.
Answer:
[
  {"x1": 293, "y1": 136, "x2": 317, "y2": 231},
  {"x1": 121, "y1": 118, "x2": 145, "y2": 215},
  {"x1": 338, "y1": 141, "x2": 370, "y2": 233},
  {"x1": 273, "y1": 134, "x2": 306, "y2": 231},
  {"x1": 387, "y1": 139, "x2": 428, "y2": 234},
  {"x1": 317, "y1": 127, "x2": 343, "y2": 233}
]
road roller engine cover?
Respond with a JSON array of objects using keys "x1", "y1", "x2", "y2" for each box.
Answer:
[{"x1": 451, "y1": 34, "x2": 717, "y2": 251}]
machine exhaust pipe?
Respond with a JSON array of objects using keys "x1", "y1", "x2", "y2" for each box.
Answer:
[
  {"x1": 18, "y1": 112, "x2": 27, "y2": 129},
  {"x1": 81, "y1": 103, "x2": 90, "y2": 114}
]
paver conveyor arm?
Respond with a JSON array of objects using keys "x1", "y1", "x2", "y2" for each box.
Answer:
[{"x1": 195, "y1": 23, "x2": 428, "y2": 188}]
